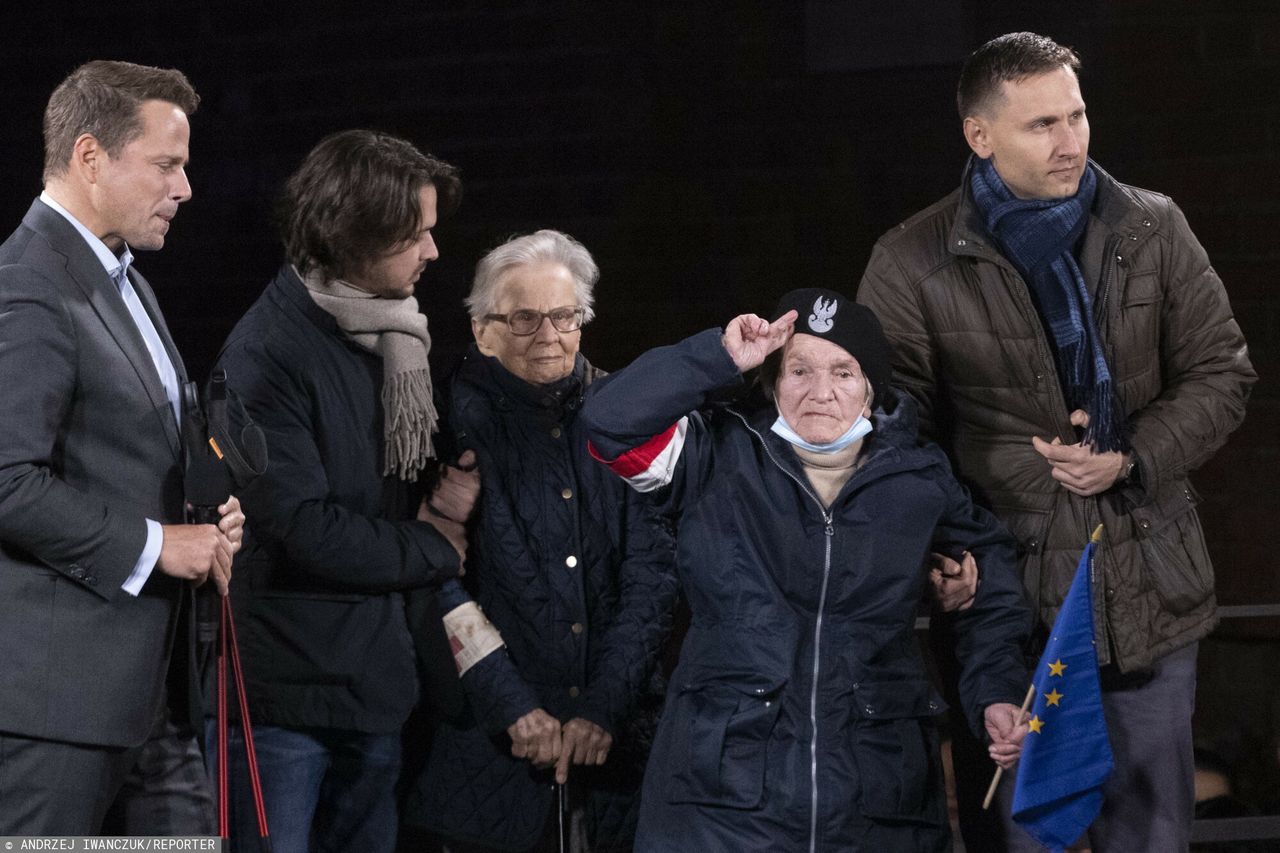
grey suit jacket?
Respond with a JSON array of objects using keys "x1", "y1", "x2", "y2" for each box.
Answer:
[{"x1": 0, "y1": 199, "x2": 189, "y2": 747}]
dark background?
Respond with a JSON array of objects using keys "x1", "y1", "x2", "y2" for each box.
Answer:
[{"x1": 4, "y1": 0, "x2": 1278, "y2": 814}]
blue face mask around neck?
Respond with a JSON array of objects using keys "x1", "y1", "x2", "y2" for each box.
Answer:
[{"x1": 770, "y1": 411, "x2": 872, "y2": 454}]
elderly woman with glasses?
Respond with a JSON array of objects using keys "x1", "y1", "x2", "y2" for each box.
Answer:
[
  {"x1": 581, "y1": 290, "x2": 1032, "y2": 852},
  {"x1": 403, "y1": 230, "x2": 678, "y2": 853}
]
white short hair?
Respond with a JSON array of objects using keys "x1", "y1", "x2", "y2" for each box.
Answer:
[{"x1": 466, "y1": 229, "x2": 598, "y2": 323}]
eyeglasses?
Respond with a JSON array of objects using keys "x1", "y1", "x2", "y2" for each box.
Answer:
[{"x1": 483, "y1": 306, "x2": 586, "y2": 336}]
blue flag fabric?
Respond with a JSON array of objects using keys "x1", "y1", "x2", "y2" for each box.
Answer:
[{"x1": 1012, "y1": 540, "x2": 1114, "y2": 850}]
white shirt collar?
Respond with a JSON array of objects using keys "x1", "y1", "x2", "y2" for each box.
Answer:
[{"x1": 38, "y1": 191, "x2": 133, "y2": 281}]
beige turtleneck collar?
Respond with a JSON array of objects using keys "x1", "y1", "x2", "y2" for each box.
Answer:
[{"x1": 791, "y1": 439, "x2": 866, "y2": 507}]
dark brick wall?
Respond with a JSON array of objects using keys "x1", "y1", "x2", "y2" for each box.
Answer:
[{"x1": 2, "y1": 3, "x2": 1274, "y2": 625}]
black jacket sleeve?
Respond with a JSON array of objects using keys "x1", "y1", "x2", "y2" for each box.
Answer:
[
  {"x1": 220, "y1": 338, "x2": 459, "y2": 593},
  {"x1": 929, "y1": 458, "x2": 1033, "y2": 737}
]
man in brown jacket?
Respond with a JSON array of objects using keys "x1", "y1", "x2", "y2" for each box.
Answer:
[{"x1": 857, "y1": 32, "x2": 1256, "y2": 852}]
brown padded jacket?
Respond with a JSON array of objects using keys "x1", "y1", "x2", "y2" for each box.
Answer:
[{"x1": 858, "y1": 160, "x2": 1257, "y2": 672}]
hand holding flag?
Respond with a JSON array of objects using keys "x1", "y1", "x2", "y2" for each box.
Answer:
[{"x1": 982, "y1": 525, "x2": 1115, "y2": 851}]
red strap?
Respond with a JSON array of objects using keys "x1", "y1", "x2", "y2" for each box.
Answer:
[
  {"x1": 225, "y1": 595, "x2": 271, "y2": 840},
  {"x1": 217, "y1": 599, "x2": 229, "y2": 837},
  {"x1": 217, "y1": 594, "x2": 273, "y2": 849}
]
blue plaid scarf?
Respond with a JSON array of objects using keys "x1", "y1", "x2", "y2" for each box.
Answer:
[{"x1": 969, "y1": 157, "x2": 1126, "y2": 453}]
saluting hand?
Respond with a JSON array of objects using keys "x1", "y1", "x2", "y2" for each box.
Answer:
[{"x1": 722, "y1": 309, "x2": 797, "y2": 373}]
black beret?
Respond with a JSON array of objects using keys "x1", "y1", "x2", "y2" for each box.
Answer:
[{"x1": 771, "y1": 288, "x2": 892, "y2": 398}]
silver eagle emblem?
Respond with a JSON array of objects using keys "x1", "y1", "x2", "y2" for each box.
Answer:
[{"x1": 808, "y1": 296, "x2": 837, "y2": 333}]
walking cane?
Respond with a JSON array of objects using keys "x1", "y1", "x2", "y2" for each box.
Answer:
[{"x1": 557, "y1": 781, "x2": 569, "y2": 853}]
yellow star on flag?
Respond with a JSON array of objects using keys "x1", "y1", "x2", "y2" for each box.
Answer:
[
  {"x1": 1048, "y1": 659, "x2": 1067, "y2": 677},
  {"x1": 1028, "y1": 715, "x2": 1044, "y2": 734},
  {"x1": 1044, "y1": 688, "x2": 1063, "y2": 706}
]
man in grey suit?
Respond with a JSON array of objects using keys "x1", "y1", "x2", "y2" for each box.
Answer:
[{"x1": 0, "y1": 60, "x2": 244, "y2": 835}]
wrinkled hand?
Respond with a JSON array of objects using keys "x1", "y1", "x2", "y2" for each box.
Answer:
[
  {"x1": 928, "y1": 551, "x2": 977, "y2": 612},
  {"x1": 432, "y1": 450, "x2": 481, "y2": 520},
  {"x1": 984, "y1": 701, "x2": 1028, "y2": 770},
  {"x1": 1031, "y1": 410, "x2": 1126, "y2": 497},
  {"x1": 158, "y1": 523, "x2": 235, "y2": 596},
  {"x1": 722, "y1": 310, "x2": 797, "y2": 373},
  {"x1": 555, "y1": 717, "x2": 613, "y2": 784},
  {"x1": 508, "y1": 708, "x2": 561, "y2": 768},
  {"x1": 419, "y1": 450, "x2": 481, "y2": 561}
]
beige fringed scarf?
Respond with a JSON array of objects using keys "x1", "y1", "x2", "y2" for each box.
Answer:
[{"x1": 301, "y1": 267, "x2": 437, "y2": 481}]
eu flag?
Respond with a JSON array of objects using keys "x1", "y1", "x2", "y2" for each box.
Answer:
[{"x1": 1012, "y1": 536, "x2": 1114, "y2": 850}]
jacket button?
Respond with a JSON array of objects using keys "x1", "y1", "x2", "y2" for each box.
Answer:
[
  {"x1": 1106, "y1": 587, "x2": 1116, "y2": 599},
  {"x1": 565, "y1": 555, "x2": 578, "y2": 568},
  {"x1": 1184, "y1": 490, "x2": 1193, "y2": 501},
  {"x1": 928, "y1": 701, "x2": 938, "y2": 711},
  {"x1": 1142, "y1": 219, "x2": 1152, "y2": 227},
  {"x1": 956, "y1": 239, "x2": 967, "y2": 247},
  {"x1": 1128, "y1": 234, "x2": 1138, "y2": 241},
  {"x1": 550, "y1": 427, "x2": 562, "y2": 439},
  {"x1": 864, "y1": 705, "x2": 874, "y2": 715},
  {"x1": 561, "y1": 488, "x2": 573, "y2": 500},
  {"x1": 571, "y1": 622, "x2": 584, "y2": 635},
  {"x1": 568, "y1": 686, "x2": 580, "y2": 698},
  {"x1": 1140, "y1": 520, "x2": 1150, "y2": 530}
]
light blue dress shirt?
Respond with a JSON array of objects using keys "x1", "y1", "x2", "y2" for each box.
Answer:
[{"x1": 39, "y1": 192, "x2": 179, "y2": 596}]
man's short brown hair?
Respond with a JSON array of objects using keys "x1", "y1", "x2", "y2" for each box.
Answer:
[
  {"x1": 957, "y1": 32, "x2": 1081, "y2": 120},
  {"x1": 279, "y1": 129, "x2": 461, "y2": 281},
  {"x1": 43, "y1": 60, "x2": 199, "y2": 182}
]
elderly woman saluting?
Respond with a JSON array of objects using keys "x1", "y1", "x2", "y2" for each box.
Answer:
[
  {"x1": 581, "y1": 289, "x2": 1031, "y2": 853},
  {"x1": 404, "y1": 231, "x2": 678, "y2": 853}
]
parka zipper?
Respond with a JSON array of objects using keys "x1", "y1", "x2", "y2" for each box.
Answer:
[
  {"x1": 808, "y1": 517, "x2": 834, "y2": 853},
  {"x1": 1088, "y1": 234, "x2": 1125, "y2": 666},
  {"x1": 733, "y1": 413, "x2": 835, "y2": 853},
  {"x1": 1092, "y1": 235, "x2": 1124, "y2": 331}
]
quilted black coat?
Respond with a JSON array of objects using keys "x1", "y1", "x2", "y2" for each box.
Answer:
[{"x1": 404, "y1": 347, "x2": 678, "y2": 851}]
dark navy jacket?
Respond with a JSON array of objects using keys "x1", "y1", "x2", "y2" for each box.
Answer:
[
  {"x1": 213, "y1": 264, "x2": 461, "y2": 732},
  {"x1": 405, "y1": 347, "x2": 678, "y2": 851},
  {"x1": 582, "y1": 329, "x2": 1032, "y2": 853}
]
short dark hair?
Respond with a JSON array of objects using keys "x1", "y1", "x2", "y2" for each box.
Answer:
[
  {"x1": 957, "y1": 32, "x2": 1081, "y2": 119},
  {"x1": 43, "y1": 60, "x2": 199, "y2": 182},
  {"x1": 279, "y1": 129, "x2": 461, "y2": 280}
]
